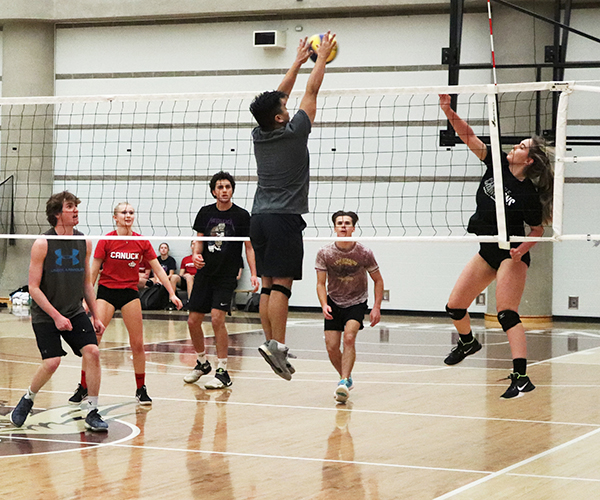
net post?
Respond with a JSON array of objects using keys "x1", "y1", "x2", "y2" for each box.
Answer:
[
  {"x1": 486, "y1": 89, "x2": 509, "y2": 249},
  {"x1": 552, "y1": 86, "x2": 571, "y2": 240}
]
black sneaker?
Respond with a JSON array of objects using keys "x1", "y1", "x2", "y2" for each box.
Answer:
[
  {"x1": 444, "y1": 338, "x2": 482, "y2": 365},
  {"x1": 135, "y1": 385, "x2": 153, "y2": 405},
  {"x1": 183, "y1": 360, "x2": 212, "y2": 384},
  {"x1": 204, "y1": 368, "x2": 233, "y2": 389},
  {"x1": 68, "y1": 383, "x2": 88, "y2": 405},
  {"x1": 500, "y1": 373, "x2": 535, "y2": 399},
  {"x1": 85, "y1": 409, "x2": 109, "y2": 432},
  {"x1": 10, "y1": 395, "x2": 34, "y2": 427}
]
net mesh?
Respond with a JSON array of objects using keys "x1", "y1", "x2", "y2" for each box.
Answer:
[{"x1": 1, "y1": 82, "x2": 595, "y2": 241}]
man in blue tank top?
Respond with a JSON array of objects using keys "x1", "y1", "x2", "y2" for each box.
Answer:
[{"x1": 9, "y1": 191, "x2": 108, "y2": 432}]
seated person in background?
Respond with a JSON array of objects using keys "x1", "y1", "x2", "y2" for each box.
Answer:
[
  {"x1": 150, "y1": 242, "x2": 177, "y2": 284},
  {"x1": 171, "y1": 241, "x2": 196, "y2": 300}
]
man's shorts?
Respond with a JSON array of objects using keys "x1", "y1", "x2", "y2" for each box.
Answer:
[
  {"x1": 188, "y1": 273, "x2": 237, "y2": 314},
  {"x1": 479, "y1": 243, "x2": 531, "y2": 271},
  {"x1": 97, "y1": 284, "x2": 140, "y2": 310},
  {"x1": 324, "y1": 296, "x2": 369, "y2": 332},
  {"x1": 33, "y1": 312, "x2": 98, "y2": 360},
  {"x1": 250, "y1": 213, "x2": 306, "y2": 280}
]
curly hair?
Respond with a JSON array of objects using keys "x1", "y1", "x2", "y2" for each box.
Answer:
[{"x1": 209, "y1": 171, "x2": 236, "y2": 197}]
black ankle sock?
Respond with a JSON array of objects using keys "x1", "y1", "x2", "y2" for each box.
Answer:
[
  {"x1": 459, "y1": 332, "x2": 474, "y2": 344},
  {"x1": 513, "y1": 358, "x2": 527, "y2": 376}
]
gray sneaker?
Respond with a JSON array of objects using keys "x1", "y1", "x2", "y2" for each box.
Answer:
[
  {"x1": 258, "y1": 340, "x2": 292, "y2": 381},
  {"x1": 10, "y1": 395, "x2": 34, "y2": 427}
]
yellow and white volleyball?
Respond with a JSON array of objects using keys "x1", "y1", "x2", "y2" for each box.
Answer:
[{"x1": 308, "y1": 33, "x2": 338, "y2": 64}]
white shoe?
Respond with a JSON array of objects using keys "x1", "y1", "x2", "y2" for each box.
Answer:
[
  {"x1": 335, "y1": 381, "x2": 349, "y2": 404},
  {"x1": 183, "y1": 360, "x2": 212, "y2": 384}
]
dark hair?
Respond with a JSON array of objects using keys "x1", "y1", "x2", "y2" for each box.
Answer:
[
  {"x1": 46, "y1": 191, "x2": 80, "y2": 226},
  {"x1": 249, "y1": 90, "x2": 288, "y2": 130},
  {"x1": 210, "y1": 171, "x2": 236, "y2": 197},
  {"x1": 332, "y1": 210, "x2": 359, "y2": 226},
  {"x1": 525, "y1": 136, "x2": 553, "y2": 224}
]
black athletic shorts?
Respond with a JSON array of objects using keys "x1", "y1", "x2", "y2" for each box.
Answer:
[
  {"x1": 188, "y1": 273, "x2": 237, "y2": 314},
  {"x1": 479, "y1": 243, "x2": 531, "y2": 271},
  {"x1": 324, "y1": 296, "x2": 369, "y2": 332},
  {"x1": 33, "y1": 312, "x2": 98, "y2": 360},
  {"x1": 250, "y1": 213, "x2": 306, "y2": 280},
  {"x1": 97, "y1": 284, "x2": 140, "y2": 310}
]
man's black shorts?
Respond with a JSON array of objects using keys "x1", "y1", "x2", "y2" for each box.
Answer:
[
  {"x1": 324, "y1": 296, "x2": 369, "y2": 332},
  {"x1": 97, "y1": 284, "x2": 140, "y2": 310},
  {"x1": 33, "y1": 312, "x2": 98, "y2": 360},
  {"x1": 188, "y1": 273, "x2": 237, "y2": 314},
  {"x1": 479, "y1": 243, "x2": 531, "y2": 271},
  {"x1": 250, "y1": 213, "x2": 306, "y2": 280}
]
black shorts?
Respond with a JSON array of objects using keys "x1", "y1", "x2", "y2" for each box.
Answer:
[
  {"x1": 479, "y1": 243, "x2": 531, "y2": 271},
  {"x1": 97, "y1": 285, "x2": 140, "y2": 310},
  {"x1": 250, "y1": 213, "x2": 306, "y2": 280},
  {"x1": 33, "y1": 312, "x2": 98, "y2": 360},
  {"x1": 324, "y1": 297, "x2": 368, "y2": 332},
  {"x1": 188, "y1": 273, "x2": 237, "y2": 314}
]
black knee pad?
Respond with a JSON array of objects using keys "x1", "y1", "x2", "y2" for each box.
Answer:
[
  {"x1": 445, "y1": 303, "x2": 467, "y2": 321},
  {"x1": 260, "y1": 287, "x2": 271, "y2": 295},
  {"x1": 271, "y1": 284, "x2": 292, "y2": 299},
  {"x1": 498, "y1": 309, "x2": 521, "y2": 332}
]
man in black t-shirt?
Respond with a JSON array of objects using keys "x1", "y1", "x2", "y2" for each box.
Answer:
[{"x1": 183, "y1": 172, "x2": 259, "y2": 389}]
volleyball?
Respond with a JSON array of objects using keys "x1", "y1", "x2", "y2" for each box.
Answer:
[{"x1": 308, "y1": 33, "x2": 338, "y2": 64}]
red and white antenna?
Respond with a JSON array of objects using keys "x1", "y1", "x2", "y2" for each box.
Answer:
[{"x1": 487, "y1": 0, "x2": 499, "y2": 86}]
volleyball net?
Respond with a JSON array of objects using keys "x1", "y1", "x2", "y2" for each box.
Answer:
[{"x1": 0, "y1": 81, "x2": 599, "y2": 243}]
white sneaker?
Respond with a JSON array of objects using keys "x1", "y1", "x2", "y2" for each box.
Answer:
[
  {"x1": 335, "y1": 380, "x2": 350, "y2": 404},
  {"x1": 183, "y1": 360, "x2": 212, "y2": 384},
  {"x1": 204, "y1": 368, "x2": 232, "y2": 389}
]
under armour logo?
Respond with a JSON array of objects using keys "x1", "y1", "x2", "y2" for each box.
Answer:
[{"x1": 55, "y1": 249, "x2": 79, "y2": 266}]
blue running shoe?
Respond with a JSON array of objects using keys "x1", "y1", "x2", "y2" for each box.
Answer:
[{"x1": 10, "y1": 395, "x2": 33, "y2": 427}]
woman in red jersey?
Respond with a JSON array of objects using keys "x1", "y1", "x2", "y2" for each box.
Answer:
[{"x1": 69, "y1": 202, "x2": 182, "y2": 405}]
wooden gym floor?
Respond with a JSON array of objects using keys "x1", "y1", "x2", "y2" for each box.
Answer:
[{"x1": 2, "y1": 307, "x2": 600, "y2": 499}]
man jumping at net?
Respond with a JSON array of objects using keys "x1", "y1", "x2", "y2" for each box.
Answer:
[
  {"x1": 10, "y1": 191, "x2": 108, "y2": 432},
  {"x1": 249, "y1": 32, "x2": 337, "y2": 380}
]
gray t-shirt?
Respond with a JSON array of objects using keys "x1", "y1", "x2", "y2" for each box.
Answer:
[
  {"x1": 251, "y1": 109, "x2": 311, "y2": 215},
  {"x1": 315, "y1": 242, "x2": 379, "y2": 308}
]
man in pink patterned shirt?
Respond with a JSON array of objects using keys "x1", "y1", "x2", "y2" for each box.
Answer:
[{"x1": 316, "y1": 211, "x2": 384, "y2": 404}]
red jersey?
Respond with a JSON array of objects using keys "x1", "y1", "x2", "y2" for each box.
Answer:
[
  {"x1": 95, "y1": 231, "x2": 157, "y2": 290},
  {"x1": 180, "y1": 254, "x2": 197, "y2": 276}
]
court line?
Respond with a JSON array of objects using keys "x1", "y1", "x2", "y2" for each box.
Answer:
[
  {"x1": 508, "y1": 472, "x2": 600, "y2": 483},
  {"x1": 4, "y1": 434, "x2": 491, "y2": 475},
  {"x1": 2, "y1": 385, "x2": 599, "y2": 429},
  {"x1": 432, "y1": 426, "x2": 600, "y2": 499}
]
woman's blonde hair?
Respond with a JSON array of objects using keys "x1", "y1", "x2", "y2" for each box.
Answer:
[{"x1": 526, "y1": 136, "x2": 553, "y2": 224}]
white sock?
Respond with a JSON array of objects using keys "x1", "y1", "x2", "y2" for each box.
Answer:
[
  {"x1": 87, "y1": 396, "x2": 99, "y2": 411},
  {"x1": 26, "y1": 387, "x2": 36, "y2": 401},
  {"x1": 275, "y1": 341, "x2": 287, "y2": 351},
  {"x1": 197, "y1": 352, "x2": 207, "y2": 364},
  {"x1": 217, "y1": 358, "x2": 227, "y2": 371}
]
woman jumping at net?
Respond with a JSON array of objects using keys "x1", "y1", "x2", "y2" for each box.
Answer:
[
  {"x1": 69, "y1": 202, "x2": 182, "y2": 405},
  {"x1": 439, "y1": 94, "x2": 553, "y2": 399}
]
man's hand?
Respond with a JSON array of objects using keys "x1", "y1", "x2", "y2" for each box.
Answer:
[
  {"x1": 54, "y1": 315, "x2": 73, "y2": 331},
  {"x1": 314, "y1": 31, "x2": 337, "y2": 62},
  {"x1": 295, "y1": 37, "x2": 311, "y2": 65},
  {"x1": 322, "y1": 304, "x2": 333, "y2": 320},
  {"x1": 93, "y1": 317, "x2": 106, "y2": 336},
  {"x1": 193, "y1": 253, "x2": 205, "y2": 269},
  {"x1": 370, "y1": 306, "x2": 381, "y2": 327}
]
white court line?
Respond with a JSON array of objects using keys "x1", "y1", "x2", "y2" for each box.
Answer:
[
  {"x1": 508, "y1": 472, "x2": 600, "y2": 483},
  {"x1": 529, "y1": 345, "x2": 600, "y2": 366},
  {"x1": 2, "y1": 436, "x2": 490, "y2": 475},
  {"x1": 432, "y1": 426, "x2": 600, "y2": 500},
  {"x1": 2, "y1": 386, "x2": 598, "y2": 429}
]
